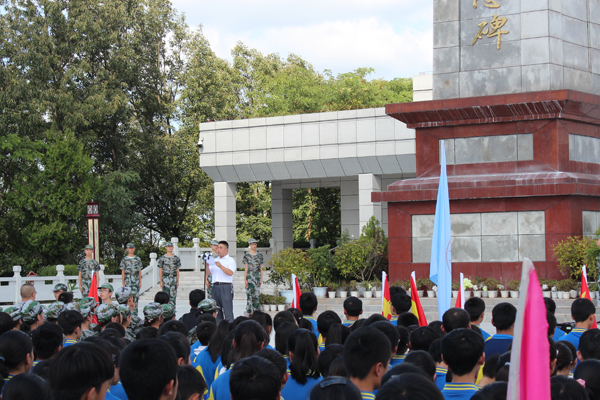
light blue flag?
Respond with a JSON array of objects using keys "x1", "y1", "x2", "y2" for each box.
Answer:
[{"x1": 429, "y1": 140, "x2": 452, "y2": 319}]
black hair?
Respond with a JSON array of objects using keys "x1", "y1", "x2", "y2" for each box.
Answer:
[
  {"x1": 0, "y1": 330, "x2": 33, "y2": 378},
  {"x1": 220, "y1": 329, "x2": 237, "y2": 370},
  {"x1": 136, "y1": 326, "x2": 158, "y2": 340},
  {"x1": 154, "y1": 291, "x2": 171, "y2": 305},
  {"x1": 364, "y1": 314, "x2": 388, "y2": 326},
  {"x1": 550, "y1": 375, "x2": 589, "y2": 400},
  {"x1": 554, "y1": 342, "x2": 573, "y2": 374},
  {"x1": 410, "y1": 326, "x2": 438, "y2": 352},
  {"x1": 273, "y1": 310, "x2": 297, "y2": 331},
  {"x1": 98, "y1": 330, "x2": 127, "y2": 351},
  {"x1": 177, "y1": 365, "x2": 207, "y2": 400},
  {"x1": 369, "y1": 321, "x2": 400, "y2": 353},
  {"x1": 30, "y1": 323, "x2": 64, "y2": 360},
  {"x1": 491, "y1": 303, "x2": 517, "y2": 331},
  {"x1": 120, "y1": 339, "x2": 178, "y2": 400},
  {"x1": 389, "y1": 285, "x2": 406, "y2": 297},
  {"x1": 299, "y1": 318, "x2": 314, "y2": 331},
  {"x1": 404, "y1": 350, "x2": 436, "y2": 380},
  {"x1": 207, "y1": 320, "x2": 230, "y2": 363},
  {"x1": 83, "y1": 336, "x2": 121, "y2": 369},
  {"x1": 31, "y1": 358, "x2": 52, "y2": 381},
  {"x1": 160, "y1": 332, "x2": 191, "y2": 364},
  {"x1": 3, "y1": 371, "x2": 51, "y2": 400},
  {"x1": 49, "y1": 342, "x2": 114, "y2": 400},
  {"x1": 275, "y1": 321, "x2": 298, "y2": 356},
  {"x1": 251, "y1": 310, "x2": 273, "y2": 347},
  {"x1": 429, "y1": 338, "x2": 443, "y2": 363},
  {"x1": 571, "y1": 298, "x2": 597, "y2": 323},
  {"x1": 573, "y1": 359, "x2": 600, "y2": 400},
  {"x1": 382, "y1": 363, "x2": 430, "y2": 386},
  {"x1": 579, "y1": 328, "x2": 600, "y2": 361},
  {"x1": 495, "y1": 351, "x2": 511, "y2": 378},
  {"x1": 328, "y1": 356, "x2": 347, "y2": 377},
  {"x1": 441, "y1": 328, "x2": 484, "y2": 376},
  {"x1": 0, "y1": 312, "x2": 18, "y2": 335},
  {"x1": 471, "y1": 325, "x2": 483, "y2": 338},
  {"x1": 158, "y1": 320, "x2": 188, "y2": 337},
  {"x1": 289, "y1": 328, "x2": 320, "y2": 384},
  {"x1": 376, "y1": 372, "x2": 444, "y2": 400},
  {"x1": 471, "y1": 381, "x2": 508, "y2": 400},
  {"x1": 326, "y1": 323, "x2": 350, "y2": 346},
  {"x1": 545, "y1": 297, "x2": 557, "y2": 314},
  {"x1": 442, "y1": 308, "x2": 470, "y2": 333},
  {"x1": 318, "y1": 344, "x2": 344, "y2": 378},
  {"x1": 196, "y1": 321, "x2": 217, "y2": 346},
  {"x1": 350, "y1": 319, "x2": 365, "y2": 331},
  {"x1": 397, "y1": 312, "x2": 419, "y2": 327},
  {"x1": 300, "y1": 293, "x2": 318, "y2": 315},
  {"x1": 232, "y1": 316, "x2": 249, "y2": 328},
  {"x1": 189, "y1": 289, "x2": 205, "y2": 308},
  {"x1": 396, "y1": 325, "x2": 410, "y2": 354},
  {"x1": 308, "y1": 376, "x2": 362, "y2": 400},
  {"x1": 234, "y1": 320, "x2": 266, "y2": 361},
  {"x1": 343, "y1": 297, "x2": 363, "y2": 317},
  {"x1": 104, "y1": 323, "x2": 126, "y2": 338},
  {"x1": 550, "y1": 337, "x2": 557, "y2": 364},
  {"x1": 57, "y1": 292, "x2": 74, "y2": 304},
  {"x1": 288, "y1": 308, "x2": 304, "y2": 324},
  {"x1": 255, "y1": 348, "x2": 287, "y2": 381},
  {"x1": 547, "y1": 312, "x2": 557, "y2": 337},
  {"x1": 218, "y1": 240, "x2": 229, "y2": 248},
  {"x1": 428, "y1": 320, "x2": 445, "y2": 338},
  {"x1": 391, "y1": 293, "x2": 412, "y2": 314},
  {"x1": 482, "y1": 353, "x2": 499, "y2": 378},
  {"x1": 562, "y1": 340, "x2": 577, "y2": 364},
  {"x1": 196, "y1": 314, "x2": 217, "y2": 325},
  {"x1": 343, "y1": 327, "x2": 391, "y2": 380},
  {"x1": 317, "y1": 311, "x2": 342, "y2": 339},
  {"x1": 464, "y1": 297, "x2": 485, "y2": 322},
  {"x1": 230, "y1": 356, "x2": 280, "y2": 400}
]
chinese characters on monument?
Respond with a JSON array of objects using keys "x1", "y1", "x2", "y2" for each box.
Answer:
[{"x1": 471, "y1": 1, "x2": 509, "y2": 50}]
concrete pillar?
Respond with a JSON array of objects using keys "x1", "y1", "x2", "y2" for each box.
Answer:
[
  {"x1": 341, "y1": 178, "x2": 359, "y2": 239},
  {"x1": 214, "y1": 182, "x2": 237, "y2": 258},
  {"x1": 150, "y1": 253, "x2": 158, "y2": 288},
  {"x1": 13, "y1": 266, "x2": 21, "y2": 305},
  {"x1": 359, "y1": 173, "x2": 382, "y2": 230},
  {"x1": 271, "y1": 181, "x2": 293, "y2": 253}
]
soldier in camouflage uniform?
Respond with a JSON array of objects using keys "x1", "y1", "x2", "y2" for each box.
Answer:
[
  {"x1": 21, "y1": 300, "x2": 44, "y2": 330},
  {"x1": 45, "y1": 301, "x2": 65, "y2": 323},
  {"x1": 80, "y1": 297, "x2": 98, "y2": 331},
  {"x1": 53, "y1": 283, "x2": 68, "y2": 300},
  {"x1": 205, "y1": 239, "x2": 219, "y2": 298},
  {"x1": 242, "y1": 238, "x2": 264, "y2": 315},
  {"x1": 78, "y1": 244, "x2": 100, "y2": 298},
  {"x1": 161, "y1": 304, "x2": 175, "y2": 322},
  {"x1": 158, "y1": 242, "x2": 181, "y2": 307},
  {"x1": 143, "y1": 302, "x2": 163, "y2": 328},
  {"x1": 120, "y1": 243, "x2": 143, "y2": 316},
  {"x1": 79, "y1": 304, "x2": 96, "y2": 340},
  {"x1": 118, "y1": 304, "x2": 136, "y2": 341},
  {"x1": 115, "y1": 286, "x2": 142, "y2": 337}
]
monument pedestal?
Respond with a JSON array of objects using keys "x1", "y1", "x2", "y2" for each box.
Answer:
[{"x1": 374, "y1": 90, "x2": 600, "y2": 283}]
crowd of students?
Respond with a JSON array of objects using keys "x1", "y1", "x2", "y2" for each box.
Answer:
[{"x1": 0, "y1": 283, "x2": 599, "y2": 400}]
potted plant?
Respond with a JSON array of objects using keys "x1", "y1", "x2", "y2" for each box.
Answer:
[
  {"x1": 265, "y1": 295, "x2": 277, "y2": 311},
  {"x1": 507, "y1": 280, "x2": 521, "y2": 298},
  {"x1": 418, "y1": 278, "x2": 435, "y2": 298},
  {"x1": 338, "y1": 282, "x2": 348, "y2": 298},
  {"x1": 556, "y1": 279, "x2": 572, "y2": 299},
  {"x1": 360, "y1": 281, "x2": 373, "y2": 298},
  {"x1": 258, "y1": 294, "x2": 269, "y2": 312},
  {"x1": 372, "y1": 278, "x2": 383, "y2": 298},
  {"x1": 541, "y1": 283, "x2": 551, "y2": 298},
  {"x1": 566, "y1": 279, "x2": 579, "y2": 299},
  {"x1": 485, "y1": 278, "x2": 500, "y2": 298},
  {"x1": 498, "y1": 284, "x2": 508, "y2": 298},
  {"x1": 473, "y1": 284, "x2": 482, "y2": 297},
  {"x1": 399, "y1": 279, "x2": 411, "y2": 296},
  {"x1": 463, "y1": 278, "x2": 473, "y2": 299},
  {"x1": 349, "y1": 281, "x2": 359, "y2": 297},
  {"x1": 482, "y1": 285, "x2": 489, "y2": 298},
  {"x1": 307, "y1": 246, "x2": 334, "y2": 298},
  {"x1": 452, "y1": 282, "x2": 459, "y2": 298},
  {"x1": 275, "y1": 295, "x2": 286, "y2": 311},
  {"x1": 327, "y1": 282, "x2": 339, "y2": 299},
  {"x1": 551, "y1": 285, "x2": 558, "y2": 299},
  {"x1": 590, "y1": 283, "x2": 598, "y2": 299}
]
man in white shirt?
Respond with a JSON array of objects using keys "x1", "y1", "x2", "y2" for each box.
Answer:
[{"x1": 210, "y1": 240, "x2": 236, "y2": 322}]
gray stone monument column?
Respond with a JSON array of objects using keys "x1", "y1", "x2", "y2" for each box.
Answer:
[
  {"x1": 341, "y1": 178, "x2": 360, "y2": 238},
  {"x1": 434, "y1": 0, "x2": 600, "y2": 99},
  {"x1": 214, "y1": 182, "x2": 237, "y2": 257},
  {"x1": 359, "y1": 173, "x2": 382, "y2": 229},
  {"x1": 271, "y1": 181, "x2": 293, "y2": 253}
]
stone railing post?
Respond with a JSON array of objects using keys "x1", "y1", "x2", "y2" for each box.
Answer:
[
  {"x1": 171, "y1": 237, "x2": 179, "y2": 256},
  {"x1": 150, "y1": 253, "x2": 158, "y2": 288},
  {"x1": 56, "y1": 265, "x2": 66, "y2": 285},
  {"x1": 193, "y1": 238, "x2": 200, "y2": 272},
  {"x1": 13, "y1": 266, "x2": 21, "y2": 305}
]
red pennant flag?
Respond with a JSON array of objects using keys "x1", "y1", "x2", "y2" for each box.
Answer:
[
  {"x1": 580, "y1": 265, "x2": 598, "y2": 329},
  {"x1": 291, "y1": 274, "x2": 302, "y2": 309},
  {"x1": 455, "y1": 272, "x2": 465, "y2": 309},
  {"x1": 382, "y1": 271, "x2": 392, "y2": 320},
  {"x1": 410, "y1": 272, "x2": 428, "y2": 326},
  {"x1": 88, "y1": 270, "x2": 99, "y2": 324}
]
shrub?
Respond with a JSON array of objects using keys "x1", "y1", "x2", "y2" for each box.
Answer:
[
  {"x1": 268, "y1": 248, "x2": 308, "y2": 290},
  {"x1": 556, "y1": 279, "x2": 577, "y2": 292},
  {"x1": 416, "y1": 278, "x2": 435, "y2": 290},
  {"x1": 482, "y1": 278, "x2": 500, "y2": 290},
  {"x1": 507, "y1": 280, "x2": 521, "y2": 291},
  {"x1": 306, "y1": 245, "x2": 334, "y2": 287},
  {"x1": 552, "y1": 236, "x2": 597, "y2": 281},
  {"x1": 38, "y1": 265, "x2": 79, "y2": 276}
]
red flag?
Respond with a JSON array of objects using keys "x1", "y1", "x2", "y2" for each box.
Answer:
[
  {"x1": 88, "y1": 271, "x2": 99, "y2": 324},
  {"x1": 291, "y1": 274, "x2": 301, "y2": 309},
  {"x1": 455, "y1": 272, "x2": 464, "y2": 309},
  {"x1": 580, "y1": 265, "x2": 598, "y2": 329},
  {"x1": 410, "y1": 272, "x2": 428, "y2": 326},
  {"x1": 382, "y1": 271, "x2": 392, "y2": 320}
]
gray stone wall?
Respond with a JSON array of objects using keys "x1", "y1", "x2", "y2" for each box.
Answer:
[
  {"x1": 583, "y1": 211, "x2": 600, "y2": 237},
  {"x1": 569, "y1": 134, "x2": 600, "y2": 164},
  {"x1": 440, "y1": 134, "x2": 533, "y2": 164},
  {"x1": 412, "y1": 211, "x2": 546, "y2": 262},
  {"x1": 433, "y1": 0, "x2": 600, "y2": 99}
]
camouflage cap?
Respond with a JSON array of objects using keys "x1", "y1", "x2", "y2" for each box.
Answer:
[
  {"x1": 248, "y1": 238, "x2": 258, "y2": 244},
  {"x1": 85, "y1": 244, "x2": 94, "y2": 250},
  {"x1": 126, "y1": 243, "x2": 135, "y2": 248},
  {"x1": 96, "y1": 303, "x2": 119, "y2": 323},
  {"x1": 198, "y1": 299, "x2": 219, "y2": 313},
  {"x1": 143, "y1": 302, "x2": 163, "y2": 320},
  {"x1": 65, "y1": 302, "x2": 81, "y2": 313},
  {"x1": 21, "y1": 300, "x2": 43, "y2": 323},
  {"x1": 4, "y1": 306, "x2": 22, "y2": 322},
  {"x1": 118, "y1": 304, "x2": 131, "y2": 319},
  {"x1": 80, "y1": 297, "x2": 97, "y2": 310},
  {"x1": 161, "y1": 304, "x2": 175, "y2": 319},
  {"x1": 165, "y1": 242, "x2": 173, "y2": 247},
  {"x1": 115, "y1": 286, "x2": 133, "y2": 304},
  {"x1": 99, "y1": 283, "x2": 114, "y2": 293},
  {"x1": 53, "y1": 283, "x2": 68, "y2": 292},
  {"x1": 79, "y1": 304, "x2": 92, "y2": 318},
  {"x1": 210, "y1": 239, "x2": 218, "y2": 246},
  {"x1": 45, "y1": 301, "x2": 66, "y2": 319}
]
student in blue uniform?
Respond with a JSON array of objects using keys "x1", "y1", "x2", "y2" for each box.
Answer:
[
  {"x1": 484, "y1": 303, "x2": 516, "y2": 360},
  {"x1": 275, "y1": 321, "x2": 298, "y2": 368},
  {"x1": 441, "y1": 329, "x2": 484, "y2": 399},
  {"x1": 317, "y1": 344, "x2": 344, "y2": 378},
  {"x1": 544, "y1": 297, "x2": 567, "y2": 342},
  {"x1": 0, "y1": 330, "x2": 34, "y2": 392},
  {"x1": 281, "y1": 329, "x2": 322, "y2": 400},
  {"x1": 195, "y1": 320, "x2": 229, "y2": 392},
  {"x1": 2, "y1": 372, "x2": 52, "y2": 400},
  {"x1": 410, "y1": 326, "x2": 438, "y2": 352},
  {"x1": 442, "y1": 308, "x2": 470, "y2": 333},
  {"x1": 404, "y1": 350, "x2": 436, "y2": 382},
  {"x1": 577, "y1": 328, "x2": 600, "y2": 362},
  {"x1": 344, "y1": 327, "x2": 391, "y2": 399},
  {"x1": 465, "y1": 297, "x2": 491, "y2": 341},
  {"x1": 58, "y1": 310, "x2": 84, "y2": 347},
  {"x1": 300, "y1": 293, "x2": 320, "y2": 338},
  {"x1": 176, "y1": 365, "x2": 208, "y2": 400},
  {"x1": 369, "y1": 321, "x2": 400, "y2": 368},
  {"x1": 317, "y1": 311, "x2": 342, "y2": 350},
  {"x1": 309, "y1": 376, "x2": 363, "y2": 400},
  {"x1": 390, "y1": 293, "x2": 411, "y2": 325},
  {"x1": 255, "y1": 348, "x2": 289, "y2": 394},
  {"x1": 30, "y1": 323, "x2": 64, "y2": 365},
  {"x1": 376, "y1": 372, "x2": 443, "y2": 400},
  {"x1": 559, "y1": 298, "x2": 596, "y2": 351},
  {"x1": 390, "y1": 325, "x2": 410, "y2": 367},
  {"x1": 429, "y1": 339, "x2": 448, "y2": 391},
  {"x1": 230, "y1": 356, "x2": 281, "y2": 400},
  {"x1": 343, "y1": 297, "x2": 363, "y2": 326}
]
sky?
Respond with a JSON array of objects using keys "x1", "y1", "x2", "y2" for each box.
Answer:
[{"x1": 170, "y1": 0, "x2": 433, "y2": 81}]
